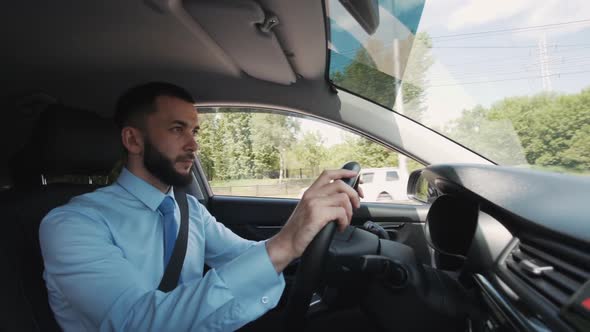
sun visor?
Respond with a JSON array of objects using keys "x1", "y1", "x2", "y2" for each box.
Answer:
[{"x1": 184, "y1": 0, "x2": 296, "y2": 85}]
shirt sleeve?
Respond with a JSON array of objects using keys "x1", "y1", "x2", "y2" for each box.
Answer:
[
  {"x1": 40, "y1": 206, "x2": 285, "y2": 332},
  {"x1": 193, "y1": 198, "x2": 259, "y2": 268}
]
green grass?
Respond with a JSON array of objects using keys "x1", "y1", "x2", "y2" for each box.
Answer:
[{"x1": 209, "y1": 177, "x2": 315, "y2": 198}]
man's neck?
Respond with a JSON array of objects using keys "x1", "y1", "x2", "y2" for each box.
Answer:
[{"x1": 126, "y1": 160, "x2": 170, "y2": 193}]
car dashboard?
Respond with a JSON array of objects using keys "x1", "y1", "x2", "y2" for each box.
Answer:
[{"x1": 421, "y1": 164, "x2": 590, "y2": 332}]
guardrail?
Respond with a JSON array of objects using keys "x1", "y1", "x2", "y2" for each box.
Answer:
[{"x1": 212, "y1": 181, "x2": 312, "y2": 197}]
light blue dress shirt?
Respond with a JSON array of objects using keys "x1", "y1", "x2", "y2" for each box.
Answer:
[{"x1": 39, "y1": 168, "x2": 285, "y2": 331}]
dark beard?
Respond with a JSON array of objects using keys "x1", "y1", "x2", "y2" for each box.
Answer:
[{"x1": 143, "y1": 137, "x2": 193, "y2": 187}]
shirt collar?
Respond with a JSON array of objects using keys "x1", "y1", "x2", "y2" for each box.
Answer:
[{"x1": 116, "y1": 167, "x2": 173, "y2": 211}]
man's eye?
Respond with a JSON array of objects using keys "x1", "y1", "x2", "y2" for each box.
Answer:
[{"x1": 172, "y1": 127, "x2": 182, "y2": 133}]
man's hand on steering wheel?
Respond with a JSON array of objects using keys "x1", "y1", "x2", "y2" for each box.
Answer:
[{"x1": 266, "y1": 169, "x2": 363, "y2": 273}]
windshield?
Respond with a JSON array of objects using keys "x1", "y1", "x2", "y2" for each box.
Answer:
[{"x1": 328, "y1": 0, "x2": 590, "y2": 175}]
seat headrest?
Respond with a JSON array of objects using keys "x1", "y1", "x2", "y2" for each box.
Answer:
[{"x1": 16, "y1": 105, "x2": 122, "y2": 177}]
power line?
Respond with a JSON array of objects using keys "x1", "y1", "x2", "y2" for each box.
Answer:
[
  {"x1": 443, "y1": 50, "x2": 590, "y2": 68},
  {"x1": 418, "y1": 53, "x2": 590, "y2": 81},
  {"x1": 333, "y1": 51, "x2": 590, "y2": 80},
  {"x1": 427, "y1": 70, "x2": 590, "y2": 84},
  {"x1": 331, "y1": 19, "x2": 590, "y2": 57},
  {"x1": 332, "y1": 51, "x2": 590, "y2": 81},
  {"x1": 430, "y1": 24, "x2": 590, "y2": 43},
  {"x1": 428, "y1": 61, "x2": 590, "y2": 81},
  {"x1": 430, "y1": 18, "x2": 590, "y2": 39},
  {"x1": 333, "y1": 41, "x2": 590, "y2": 59},
  {"x1": 426, "y1": 70, "x2": 590, "y2": 88},
  {"x1": 432, "y1": 44, "x2": 590, "y2": 49}
]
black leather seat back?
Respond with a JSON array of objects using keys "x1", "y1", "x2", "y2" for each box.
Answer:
[
  {"x1": 2, "y1": 105, "x2": 121, "y2": 331},
  {"x1": 0, "y1": 190, "x2": 40, "y2": 332},
  {"x1": 10, "y1": 185, "x2": 103, "y2": 332}
]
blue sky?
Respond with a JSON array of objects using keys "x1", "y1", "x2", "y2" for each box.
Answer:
[{"x1": 416, "y1": 0, "x2": 590, "y2": 125}]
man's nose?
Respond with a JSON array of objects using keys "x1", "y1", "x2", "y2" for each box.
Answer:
[{"x1": 186, "y1": 134, "x2": 199, "y2": 152}]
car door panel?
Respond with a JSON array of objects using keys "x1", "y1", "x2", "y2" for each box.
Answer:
[{"x1": 207, "y1": 195, "x2": 432, "y2": 265}]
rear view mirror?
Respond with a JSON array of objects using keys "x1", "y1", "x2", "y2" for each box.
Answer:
[
  {"x1": 339, "y1": 0, "x2": 380, "y2": 35},
  {"x1": 407, "y1": 169, "x2": 438, "y2": 203}
]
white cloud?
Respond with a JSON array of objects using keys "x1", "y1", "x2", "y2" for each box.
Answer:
[
  {"x1": 522, "y1": 0, "x2": 590, "y2": 38},
  {"x1": 444, "y1": 0, "x2": 590, "y2": 38},
  {"x1": 417, "y1": 0, "x2": 465, "y2": 31},
  {"x1": 447, "y1": 0, "x2": 533, "y2": 30}
]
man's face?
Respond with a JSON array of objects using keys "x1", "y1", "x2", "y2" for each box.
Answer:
[{"x1": 142, "y1": 95, "x2": 199, "y2": 187}]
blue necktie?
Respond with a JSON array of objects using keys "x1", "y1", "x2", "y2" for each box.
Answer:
[{"x1": 158, "y1": 196, "x2": 178, "y2": 267}]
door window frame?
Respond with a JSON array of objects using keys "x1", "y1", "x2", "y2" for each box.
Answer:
[{"x1": 194, "y1": 104, "x2": 426, "y2": 204}]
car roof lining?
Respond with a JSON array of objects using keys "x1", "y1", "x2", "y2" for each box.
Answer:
[
  {"x1": 1, "y1": 0, "x2": 332, "y2": 116},
  {"x1": 1, "y1": 0, "x2": 342, "y2": 164}
]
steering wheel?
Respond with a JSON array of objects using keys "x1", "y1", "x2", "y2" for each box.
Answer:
[{"x1": 283, "y1": 162, "x2": 361, "y2": 331}]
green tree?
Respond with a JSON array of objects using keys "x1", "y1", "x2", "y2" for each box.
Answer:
[
  {"x1": 198, "y1": 110, "x2": 303, "y2": 181},
  {"x1": 197, "y1": 112, "x2": 220, "y2": 180},
  {"x1": 561, "y1": 124, "x2": 590, "y2": 169},
  {"x1": 250, "y1": 113, "x2": 300, "y2": 181},
  {"x1": 220, "y1": 111, "x2": 254, "y2": 179},
  {"x1": 205, "y1": 110, "x2": 254, "y2": 180},
  {"x1": 332, "y1": 47, "x2": 397, "y2": 108},
  {"x1": 402, "y1": 32, "x2": 434, "y2": 121},
  {"x1": 331, "y1": 32, "x2": 433, "y2": 121},
  {"x1": 293, "y1": 131, "x2": 327, "y2": 176},
  {"x1": 445, "y1": 88, "x2": 590, "y2": 172},
  {"x1": 444, "y1": 105, "x2": 527, "y2": 165},
  {"x1": 353, "y1": 136, "x2": 399, "y2": 168},
  {"x1": 323, "y1": 133, "x2": 399, "y2": 169}
]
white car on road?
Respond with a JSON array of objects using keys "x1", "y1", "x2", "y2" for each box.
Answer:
[{"x1": 359, "y1": 168, "x2": 409, "y2": 203}]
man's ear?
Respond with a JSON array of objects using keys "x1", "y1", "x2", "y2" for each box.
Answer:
[{"x1": 121, "y1": 127, "x2": 144, "y2": 155}]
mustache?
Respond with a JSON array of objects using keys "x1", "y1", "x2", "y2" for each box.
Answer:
[{"x1": 176, "y1": 154, "x2": 195, "y2": 162}]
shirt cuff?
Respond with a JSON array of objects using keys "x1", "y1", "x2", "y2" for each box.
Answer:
[{"x1": 216, "y1": 241, "x2": 285, "y2": 312}]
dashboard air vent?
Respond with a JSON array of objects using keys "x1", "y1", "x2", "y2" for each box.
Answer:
[{"x1": 505, "y1": 239, "x2": 590, "y2": 308}]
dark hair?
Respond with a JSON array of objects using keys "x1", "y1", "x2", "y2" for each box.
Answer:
[{"x1": 114, "y1": 82, "x2": 195, "y2": 130}]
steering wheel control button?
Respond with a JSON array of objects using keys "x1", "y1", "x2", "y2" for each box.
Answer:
[
  {"x1": 358, "y1": 255, "x2": 408, "y2": 288},
  {"x1": 362, "y1": 221, "x2": 390, "y2": 240},
  {"x1": 261, "y1": 296, "x2": 269, "y2": 304},
  {"x1": 389, "y1": 264, "x2": 408, "y2": 287},
  {"x1": 359, "y1": 255, "x2": 388, "y2": 274}
]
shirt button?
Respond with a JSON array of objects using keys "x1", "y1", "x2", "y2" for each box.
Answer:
[{"x1": 261, "y1": 296, "x2": 269, "y2": 304}]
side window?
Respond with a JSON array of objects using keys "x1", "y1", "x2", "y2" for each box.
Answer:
[
  {"x1": 360, "y1": 172, "x2": 374, "y2": 184},
  {"x1": 385, "y1": 171, "x2": 399, "y2": 181},
  {"x1": 197, "y1": 108, "x2": 423, "y2": 204}
]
